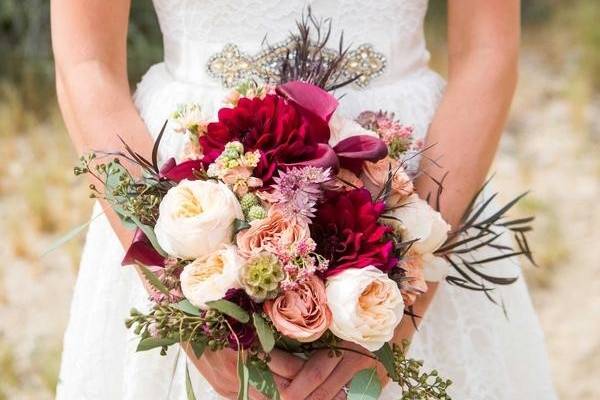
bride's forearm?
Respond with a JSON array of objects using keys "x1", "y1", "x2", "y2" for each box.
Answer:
[
  {"x1": 393, "y1": 36, "x2": 519, "y2": 345},
  {"x1": 56, "y1": 65, "x2": 153, "y2": 248}
]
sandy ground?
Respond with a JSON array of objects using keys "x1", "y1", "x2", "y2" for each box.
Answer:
[{"x1": 0, "y1": 51, "x2": 598, "y2": 399}]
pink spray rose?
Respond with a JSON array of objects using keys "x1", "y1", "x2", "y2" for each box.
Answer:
[
  {"x1": 236, "y1": 208, "x2": 310, "y2": 258},
  {"x1": 264, "y1": 275, "x2": 332, "y2": 342}
]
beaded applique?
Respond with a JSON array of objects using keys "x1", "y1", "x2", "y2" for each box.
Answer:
[{"x1": 207, "y1": 40, "x2": 386, "y2": 89}]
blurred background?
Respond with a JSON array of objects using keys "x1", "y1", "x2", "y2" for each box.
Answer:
[{"x1": 0, "y1": 1, "x2": 598, "y2": 399}]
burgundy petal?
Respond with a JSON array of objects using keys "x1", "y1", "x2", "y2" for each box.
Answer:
[
  {"x1": 281, "y1": 143, "x2": 340, "y2": 172},
  {"x1": 160, "y1": 158, "x2": 204, "y2": 182},
  {"x1": 333, "y1": 135, "x2": 388, "y2": 174},
  {"x1": 276, "y1": 81, "x2": 338, "y2": 123},
  {"x1": 122, "y1": 228, "x2": 165, "y2": 267}
]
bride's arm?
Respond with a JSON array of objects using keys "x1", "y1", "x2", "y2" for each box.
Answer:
[
  {"x1": 393, "y1": 0, "x2": 520, "y2": 342},
  {"x1": 51, "y1": 2, "x2": 300, "y2": 398},
  {"x1": 288, "y1": 1, "x2": 521, "y2": 398},
  {"x1": 51, "y1": 0, "x2": 152, "y2": 246}
]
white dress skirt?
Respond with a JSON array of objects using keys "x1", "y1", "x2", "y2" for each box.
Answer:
[{"x1": 56, "y1": 0, "x2": 557, "y2": 398}]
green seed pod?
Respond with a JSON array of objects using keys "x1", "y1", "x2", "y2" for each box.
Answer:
[
  {"x1": 240, "y1": 193, "x2": 260, "y2": 212},
  {"x1": 247, "y1": 205, "x2": 267, "y2": 221},
  {"x1": 240, "y1": 253, "x2": 284, "y2": 301}
]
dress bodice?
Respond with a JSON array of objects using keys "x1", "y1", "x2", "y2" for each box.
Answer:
[{"x1": 152, "y1": 0, "x2": 431, "y2": 88}]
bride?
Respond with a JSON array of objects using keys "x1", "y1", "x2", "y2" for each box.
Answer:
[{"x1": 51, "y1": 0, "x2": 557, "y2": 399}]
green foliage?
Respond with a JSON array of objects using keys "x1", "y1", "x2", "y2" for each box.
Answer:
[
  {"x1": 206, "y1": 299, "x2": 251, "y2": 323},
  {"x1": 247, "y1": 359, "x2": 280, "y2": 399},
  {"x1": 348, "y1": 368, "x2": 382, "y2": 400}
]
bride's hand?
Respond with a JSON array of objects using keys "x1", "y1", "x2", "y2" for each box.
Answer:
[
  {"x1": 185, "y1": 345, "x2": 304, "y2": 399},
  {"x1": 281, "y1": 341, "x2": 388, "y2": 400}
]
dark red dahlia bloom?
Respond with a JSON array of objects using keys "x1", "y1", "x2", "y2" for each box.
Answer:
[
  {"x1": 200, "y1": 93, "x2": 332, "y2": 183},
  {"x1": 223, "y1": 289, "x2": 259, "y2": 350},
  {"x1": 311, "y1": 188, "x2": 397, "y2": 276}
]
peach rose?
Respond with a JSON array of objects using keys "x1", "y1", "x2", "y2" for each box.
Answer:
[
  {"x1": 361, "y1": 157, "x2": 414, "y2": 206},
  {"x1": 328, "y1": 168, "x2": 365, "y2": 191},
  {"x1": 236, "y1": 208, "x2": 310, "y2": 258},
  {"x1": 264, "y1": 275, "x2": 332, "y2": 342},
  {"x1": 398, "y1": 253, "x2": 428, "y2": 306}
]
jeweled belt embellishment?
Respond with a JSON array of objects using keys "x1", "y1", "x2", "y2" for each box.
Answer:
[{"x1": 207, "y1": 41, "x2": 386, "y2": 89}]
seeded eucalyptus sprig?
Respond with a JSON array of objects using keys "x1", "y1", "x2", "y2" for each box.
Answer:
[
  {"x1": 126, "y1": 304, "x2": 232, "y2": 356},
  {"x1": 392, "y1": 344, "x2": 452, "y2": 399}
]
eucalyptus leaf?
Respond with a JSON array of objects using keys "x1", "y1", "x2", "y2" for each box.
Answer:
[
  {"x1": 129, "y1": 214, "x2": 167, "y2": 257},
  {"x1": 206, "y1": 299, "x2": 250, "y2": 323},
  {"x1": 190, "y1": 341, "x2": 206, "y2": 359},
  {"x1": 237, "y1": 351, "x2": 249, "y2": 400},
  {"x1": 138, "y1": 264, "x2": 170, "y2": 296},
  {"x1": 347, "y1": 368, "x2": 382, "y2": 400},
  {"x1": 253, "y1": 313, "x2": 275, "y2": 353},
  {"x1": 234, "y1": 218, "x2": 251, "y2": 234},
  {"x1": 247, "y1": 360, "x2": 280, "y2": 399},
  {"x1": 136, "y1": 336, "x2": 179, "y2": 352},
  {"x1": 41, "y1": 215, "x2": 96, "y2": 257},
  {"x1": 173, "y1": 299, "x2": 201, "y2": 316},
  {"x1": 185, "y1": 363, "x2": 197, "y2": 400},
  {"x1": 373, "y1": 343, "x2": 396, "y2": 380}
]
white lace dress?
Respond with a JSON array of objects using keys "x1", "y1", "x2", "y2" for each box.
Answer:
[{"x1": 56, "y1": 1, "x2": 557, "y2": 399}]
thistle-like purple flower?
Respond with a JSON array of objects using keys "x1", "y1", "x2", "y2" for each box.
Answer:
[{"x1": 261, "y1": 167, "x2": 331, "y2": 220}]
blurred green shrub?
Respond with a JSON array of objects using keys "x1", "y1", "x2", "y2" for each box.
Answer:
[{"x1": 0, "y1": 0, "x2": 161, "y2": 122}]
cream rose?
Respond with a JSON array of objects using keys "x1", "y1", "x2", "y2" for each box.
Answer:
[
  {"x1": 328, "y1": 111, "x2": 378, "y2": 146},
  {"x1": 180, "y1": 245, "x2": 244, "y2": 309},
  {"x1": 326, "y1": 266, "x2": 404, "y2": 351},
  {"x1": 155, "y1": 179, "x2": 243, "y2": 259},
  {"x1": 389, "y1": 194, "x2": 451, "y2": 254}
]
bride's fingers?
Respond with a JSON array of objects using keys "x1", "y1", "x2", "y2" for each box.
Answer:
[
  {"x1": 281, "y1": 349, "x2": 342, "y2": 400},
  {"x1": 268, "y1": 348, "x2": 305, "y2": 379},
  {"x1": 272, "y1": 374, "x2": 291, "y2": 391},
  {"x1": 305, "y1": 351, "x2": 375, "y2": 400}
]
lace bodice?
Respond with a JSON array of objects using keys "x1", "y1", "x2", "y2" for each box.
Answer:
[{"x1": 153, "y1": 0, "x2": 431, "y2": 87}]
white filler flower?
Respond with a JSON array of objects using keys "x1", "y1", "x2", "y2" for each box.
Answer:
[
  {"x1": 155, "y1": 179, "x2": 243, "y2": 259},
  {"x1": 326, "y1": 266, "x2": 405, "y2": 351}
]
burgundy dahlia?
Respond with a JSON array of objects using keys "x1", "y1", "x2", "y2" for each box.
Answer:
[
  {"x1": 223, "y1": 289, "x2": 259, "y2": 350},
  {"x1": 311, "y1": 188, "x2": 397, "y2": 276},
  {"x1": 200, "y1": 93, "x2": 331, "y2": 183}
]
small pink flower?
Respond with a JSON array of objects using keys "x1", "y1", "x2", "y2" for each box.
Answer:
[{"x1": 221, "y1": 166, "x2": 263, "y2": 196}]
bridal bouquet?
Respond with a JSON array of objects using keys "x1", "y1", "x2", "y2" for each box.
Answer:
[{"x1": 74, "y1": 15, "x2": 534, "y2": 400}]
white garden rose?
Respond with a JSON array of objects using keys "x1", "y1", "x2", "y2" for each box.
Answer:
[
  {"x1": 326, "y1": 266, "x2": 404, "y2": 351},
  {"x1": 389, "y1": 194, "x2": 451, "y2": 254},
  {"x1": 154, "y1": 179, "x2": 243, "y2": 259},
  {"x1": 328, "y1": 111, "x2": 378, "y2": 146},
  {"x1": 180, "y1": 245, "x2": 243, "y2": 309}
]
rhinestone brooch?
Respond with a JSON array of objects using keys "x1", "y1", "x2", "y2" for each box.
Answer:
[{"x1": 207, "y1": 41, "x2": 386, "y2": 89}]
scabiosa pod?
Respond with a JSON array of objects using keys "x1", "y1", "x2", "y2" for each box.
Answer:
[{"x1": 240, "y1": 253, "x2": 285, "y2": 301}]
